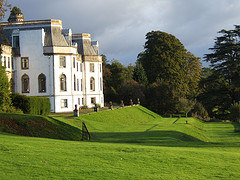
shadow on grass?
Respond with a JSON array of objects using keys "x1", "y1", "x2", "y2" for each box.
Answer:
[{"x1": 90, "y1": 130, "x2": 240, "y2": 148}]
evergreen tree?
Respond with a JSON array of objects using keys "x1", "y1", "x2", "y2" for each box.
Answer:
[
  {"x1": 205, "y1": 25, "x2": 240, "y2": 102},
  {"x1": 133, "y1": 62, "x2": 148, "y2": 86}
]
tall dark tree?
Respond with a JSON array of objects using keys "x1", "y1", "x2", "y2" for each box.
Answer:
[{"x1": 205, "y1": 25, "x2": 240, "y2": 102}]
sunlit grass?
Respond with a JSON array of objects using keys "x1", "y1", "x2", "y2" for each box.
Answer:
[{"x1": 1, "y1": 106, "x2": 240, "y2": 179}]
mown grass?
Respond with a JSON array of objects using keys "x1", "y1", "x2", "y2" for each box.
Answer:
[{"x1": 1, "y1": 106, "x2": 240, "y2": 179}]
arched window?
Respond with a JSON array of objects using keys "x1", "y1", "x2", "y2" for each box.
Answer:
[
  {"x1": 60, "y1": 74, "x2": 67, "y2": 91},
  {"x1": 38, "y1": 73, "x2": 46, "y2": 93},
  {"x1": 90, "y1": 77, "x2": 95, "y2": 91},
  {"x1": 22, "y1": 74, "x2": 29, "y2": 93}
]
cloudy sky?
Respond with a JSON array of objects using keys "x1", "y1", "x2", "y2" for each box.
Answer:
[{"x1": 3, "y1": 0, "x2": 240, "y2": 66}]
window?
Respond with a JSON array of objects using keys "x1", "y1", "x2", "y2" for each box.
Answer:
[
  {"x1": 74, "y1": 74, "x2": 76, "y2": 91},
  {"x1": 90, "y1": 77, "x2": 95, "y2": 91},
  {"x1": 77, "y1": 79, "x2": 79, "y2": 91},
  {"x1": 8, "y1": 57, "x2": 10, "y2": 68},
  {"x1": 100, "y1": 78, "x2": 103, "y2": 91},
  {"x1": 73, "y1": 57, "x2": 75, "y2": 68},
  {"x1": 78, "y1": 98, "x2": 80, "y2": 105},
  {"x1": 90, "y1": 63, "x2": 94, "y2": 72},
  {"x1": 13, "y1": 36, "x2": 19, "y2": 48},
  {"x1": 60, "y1": 74, "x2": 67, "y2": 91},
  {"x1": 60, "y1": 56, "x2": 66, "y2": 68},
  {"x1": 61, "y1": 99, "x2": 68, "y2": 108},
  {"x1": 11, "y1": 58, "x2": 14, "y2": 69},
  {"x1": 21, "y1": 57, "x2": 29, "y2": 69},
  {"x1": 3, "y1": 56, "x2": 6, "y2": 67},
  {"x1": 81, "y1": 79, "x2": 83, "y2": 91},
  {"x1": 22, "y1": 74, "x2": 29, "y2": 93},
  {"x1": 77, "y1": 62, "x2": 78, "y2": 71},
  {"x1": 80, "y1": 63, "x2": 82, "y2": 72},
  {"x1": 38, "y1": 73, "x2": 46, "y2": 93},
  {"x1": 91, "y1": 97, "x2": 96, "y2": 104},
  {"x1": 82, "y1": 98, "x2": 84, "y2": 105}
]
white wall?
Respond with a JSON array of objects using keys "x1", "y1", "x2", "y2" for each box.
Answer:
[{"x1": 16, "y1": 29, "x2": 50, "y2": 97}]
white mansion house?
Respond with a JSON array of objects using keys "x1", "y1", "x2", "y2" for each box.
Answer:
[{"x1": 0, "y1": 12, "x2": 104, "y2": 112}]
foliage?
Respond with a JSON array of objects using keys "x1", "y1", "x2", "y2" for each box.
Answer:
[
  {"x1": 0, "y1": 65, "x2": 12, "y2": 112},
  {"x1": 103, "y1": 59, "x2": 134, "y2": 102},
  {"x1": 133, "y1": 62, "x2": 148, "y2": 85},
  {"x1": 198, "y1": 68, "x2": 232, "y2": 118},
  {"x1": 205, "y1": 25, "x2": 240, "y2": 103},
  {"x1": 176, "y1": 97, "x2": 196, "y2": 117},
  {"x1": 11, "y1": 93, "x2": 51, "y2": 115},
  {"x1": 118, "y1": 79, "x2": 145, "y2": 105},
  {"x1": 138, "y1": 31, "x2": 202, "y2": 97},
  {"x1": 145, "y1": 79, "x2": 179, "y2": 115},
  {"x1": 229, "y1": 101, "x2": 240, "y2": 122},
  {"x1": 0, "y1": 0, "x2": 10, "y2": 20},
  {"x1": 9, "y1": 6, "x2": 21, "y2": 14},
  {"x1": 191, "y1": 102, "x2": 210, "y2": 121}
]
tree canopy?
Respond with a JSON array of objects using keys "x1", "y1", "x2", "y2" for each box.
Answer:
[{"x1": 138, "y1": 31, "x2": 202, "y2": 97}]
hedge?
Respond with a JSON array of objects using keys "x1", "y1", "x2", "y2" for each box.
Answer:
[{"x1": 11, "y1": 93, "x2": 51, "y2": 115}]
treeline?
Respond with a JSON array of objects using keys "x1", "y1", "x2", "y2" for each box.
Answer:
[{"x1": 103, "y1": 29, "x2": 240, "y2": 121}]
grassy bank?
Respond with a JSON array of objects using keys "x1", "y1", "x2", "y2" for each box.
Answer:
[{"x1": 1, "y1": 106, "x2": 240, "y2": 179}]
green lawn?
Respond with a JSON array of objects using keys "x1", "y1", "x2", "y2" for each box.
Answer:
[{"x1": 1, "y1": 106, "x2": 240, "y2": 179}]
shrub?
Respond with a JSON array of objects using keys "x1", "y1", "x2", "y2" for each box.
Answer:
[
  {"x1": 192, "y1": 102, "x2": 210, "y2": 121},
  {"x1": 229, "y1": 102, "x2": 240, "y2": 122},
  {"x1": 11, "y1": 93, "x2": 50, "y2": 115}
]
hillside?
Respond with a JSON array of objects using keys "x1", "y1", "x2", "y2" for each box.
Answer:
[{"x1": 1, "y1": 106, "x2": 240, "y2": 179}]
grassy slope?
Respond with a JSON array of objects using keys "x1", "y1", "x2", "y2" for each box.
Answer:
[
  {"x1": 1, "y1": 106, "x2": 240, "y2": 179},
  {"x1": 0, "y1": 113, "x2": 82, "y2": 141}
]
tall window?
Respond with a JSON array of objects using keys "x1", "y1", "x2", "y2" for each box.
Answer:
[
  {"x1": 60, "y1": 56, "x2": 66, "y2": 68},
  {"x1": 11, "y1": 58, "x2": 14, "y2": 69},
  {"x1": 3, "y1": 56, "x2": 6, "y2": 67},
  {"x1": 90, "y1": 77, "x2": 95, "y2": 91},
  {"x1": 13, "y1": 36, "x2": 19, "y2": 48},
  {"x1": 21, "y1": 57, "x2": 29, "y2": 69},
  {"x1": 8, "y1": 57, "x2": 10, "y2": 68},
  {"x1": 60, "y1": 74, "x2": 67, "y2": 91},
  {"x1": 100, "y1": 78, "x2": 103, "y2": 91},
  {"x1": 77, "y1": 79, "x2": 79, "y2": 91},
  {"x1": 74, "y1": 74, "x2": 76, "y2": 91},
  {"x1": 77, "y1": 62, "x2": 79, "y2": 71},
  {"x1": 80, "y1": 63, "x2": 82, "y2": 72},
  {"x1": 22, "y1": 74, "x2": 29, "y2": 93},
  {"x1": 81, "y1": 79, "x2": 83, "y2": 91},
  {"x1": 38, "y1": 73, "x2": 46, "y2": 93},
  {"x1": 73, "y1": 57, "x2": 75, "y2": 68},
  {"x1": 90, "y1": 63, "x2": 94, "y2": 72}
]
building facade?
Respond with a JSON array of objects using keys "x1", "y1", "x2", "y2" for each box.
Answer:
[{"x1": 0, "y1": 15, "x2": 104, "y2": 112}]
